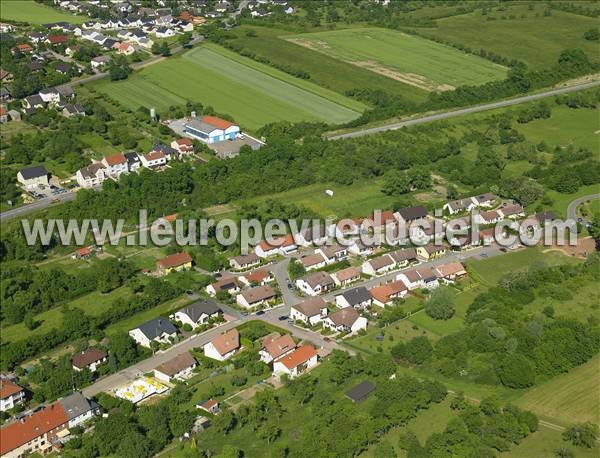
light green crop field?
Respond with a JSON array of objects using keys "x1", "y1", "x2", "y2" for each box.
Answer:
[
  {"x1": 91, "y1": 45, "x2": 363, "y2": 130},
  {"x1": 515, "y1": 355, "x2": 600, "y2": 426},
  {"x1": 423, "y1": 3, "x2": 599, "y2": 69},
  {"x1": 0, "y1": 0, "x2": 86, "y2": 24},
  {"x1": 285, "y1": 27, "x2": 508, "y2": 91},
  {"x1": 501, "y1": 425, "x2": 600, "y2": 458}
]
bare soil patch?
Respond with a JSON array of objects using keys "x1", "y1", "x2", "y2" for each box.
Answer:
[{"x1": 544, "y1": 236, "x2": 596, "y2": 258}]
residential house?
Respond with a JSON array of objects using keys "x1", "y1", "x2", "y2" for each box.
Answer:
[
  {"x1": 229, "y1": 253, "x2": 260, "y2": 270},
  {"x1": 315, "y1": 243, "x2": 348, "y2": 264},
  {"x1": 300, "y1": 253, "x2": 327, "y2": 271},
  {"x1": 0, "y1": 378, "x2": 26, "y2": 412},
  {"x1": 124, "y1": 152, "x2": 141, "y2": 172},
  {"x1": 155, "y1": 26, "x2": 175, "y2": 38},
  {"x1": 290, "y1": 297, "x2": 328, "y2": 326},
  {"x1": 141, "y1": 151, "x2": 167, "y2": 168},
  {"x1": 259, "y1": 334, "x2": 296, "y2": 364},
  {"x1": 239, "y1": 269, "x2": 272, "y2": 287},
  {"x1": 434, "y1": 262, "x2": 467, "y2": 284},
  {"x1": 156, "y1": 252, "x2": 193, "y2": 275},
  {"x1": 0, "y1": 69, "x2": 13, "y2": 83},
  {"x1": 39, "y1": 88, "x2": 61, "y2": 104},
  {"x1": 443, "y1": 197, "x2": 477, "y2": 215},
  {"x1": 296, "y1": 271, "x2": 335, "y2": 296},
  {"x1": 29, "y1": 32, "x2": 46, "y2": 44},
  {"x1": 62, "y1": 103, "x2": 85, "y2": 117},
  {"x1": 13, "y1": 43, "x2": 34, "y2": 54},
  {"x1": 169, "y1": 300, "x2": 221, "y2": 329},
  {"x1": 397, "y1": 267, "x2": 439, "y2": 290},
  {"x1": 335, "y1": 287, "x2": 372, "y2": 310},
  {"x1": 45, "y1": 34, "x2": 68, "y2": 46},
  {"x1": 0, "y1": 23, "x2": 14, "y2": 33},
  {"x1": 206, "y1": 277, "x2": 241, "y2": 296},
  {"x1": 365, "y1": 210, "x2": 398, "y2": 234},
  {"x1": 335, "y1": 218, "x2": 361, "y2": 238},
  {"x1": 17, "y1": 165, "x2": 49, "y2": 188},
  {"x1": 116, "y1": 42, "x2": 135, "y2": 55},
  {"x1": 361, "y1": 254, "x2": 395, "y2": 276},
  {"x1": 59, "y1": 391, "x2": 99, "y2": 429},
  {"x1": 150, "y1": 143, "x2": 177, "y2": 161},
  {"x1": 71, "y1": 348, "x2": 107, "y2": 372},
  {"x1": 272, "y1": 345, "x2": 318, "y2": 379},
  {"x1": 499, "y1": 204, "x2": 525, "y2": 219},
  {"x1": 293, "y1": 223, "x2": 331, "y2": 247},
  {"x1": 396, "y1": 205, "x2": 428, "y2": 224},
  {"x1": 416, "y1": 243, "x2": 447, "y2": 261},
  {"x1": 183, "y1": 115, "x2": 240, "y2": 144},
  {"x1": 215, "y1": 1, "x2": 232, "y2": 12},
  {"x1": 236, "y1": 285, "x2": 277, "y2": 308},
  {"x1": 154, "y1": 352, "x2": 197, "y2": 383},
  {"x1": 475, "y1": 210, "x2": 502, "y2": 225},
  {"x1": 171, "y1": 138, "x2": 194, "y2": 156},
  {"x1": 332, "y1": 266, "x2": 361, "y2": 287},
  {"x1": 369, "y1": 280, "x2": 408, "y2": 307},
  {"x1": 76, "y1": 163, "x2": 106, "y2": 188},
  {"x1": 128, "y1": 317, "x2": 178, "y2": 348},
  {"x1": 23, "y1": 94, "x2": 45, "y2": 109},
  {"x1": 203, "y1": 329, "x2": 240, "y2": 361},
  {"x1": 472, "y1": 193, "x2": 498, "y2": 208},
  {"x1": 255, "y1": 234, "x2": 297, "y2": 257},
  {"x1": 102, "y1": 153, "x2": 129, "y2": 178},
  {"x1": 91, "y1": 55, "x2": 111, "y2": 68},
  {"x1": 388, "y1": 248, "x2": 417, "y2": 268},
  {"x1": 197, "y1": 399, "x2": 219, "y2": 415},
  {"x1": 323, "y1": 307, "x2": 367, "y2": 333},
  {"x1": 347, "y1": 239, "x2": 374, "y2": 257}
]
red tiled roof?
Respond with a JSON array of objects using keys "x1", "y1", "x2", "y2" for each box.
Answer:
[
  {"x1": 157, "y1": 252, "x2": 192, "y2": 269},
  {"x1": 16, "y1": 43, "x2": 33, "y2": 52},
  {"x1": 71, "y1": 348, "x2": 107, "y2": 369},
  {"x1": 0, "y1": 403, "x2": 69, "y2": 455},
  {"x1": 0, "y1": 106, "x2": 6, "y2": 116},
  {"x1": 0, "y1": 379, "x2": 23, "y2": 400},
  {"x1": 144, "y1": 151, "x2": 165, "y2": 161},
  {"x1": 199, "y1": 398, "x2": 218, "y2": 410},
  {"x1": 201, "y1": 115, "x2": 237, "y2": 130},
  {"x1": 210, "y1": 329, "x2": 239, "y2": 356},
  {"x1": 176, "y1": 138, "x2": 193, "y2": 146},
  {"x1": 369, "y1": 280, "x2": 406, "y2": 304},
  {"x1": 277, "y1": 345, "x2": 317, "y2": 370},
  {"x1": 104, "y1": 153, "x2": 127, "y2": 166},
  {"x1": 77, "y1": 247, "x2": 91, "y2": 257},
  {"x1": 334, "y1": 266, "x2": 360, "y2": 282},
  {"x1": 258, "y1": 234, "x2": 295, "y2": 251},
  {"x1": 47, "y1": 34, "x2": 68, "y2": 44},
  {"x1": 244, "y1": 269, "x2": 270, "y2": 284},
  {"x1": 262, "y1": 334, "x2": 295, "y2": 360}
]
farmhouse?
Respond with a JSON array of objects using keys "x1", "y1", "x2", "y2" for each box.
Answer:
[
  {"x1": 230, "y1": 253, "x2": 261, "y2": 270},
  {"x1": 203, "y1": 329, "x2": 240, "y2": 361},
  {"x1": 128, "y1": 317, "x2": 178, "y2": 348},
  {"x1": 154, "y1": 352, "x2": 197, "y2": 383},
  {"x1": 332, "y1": 266, "x2": 361, "y2": 287},
  {"x1": 183, "y1": 115, "x2": 240, "y2": 144},
  {"x1": 71, "y1": 348, "x2": 107, "y2": 372},
  {"x1": 170, "y1": 300, "x2": 221, "y2": 329},
  {"x1": 416, "y1": 243, "x2": 447, "y2": 261},
  {"x1": 156, "y1": 252, "x2": 193, "y2": 275},
  {"x1": 369, "y1": 280, "x2": 408, "y2": 307},
  {"x1": 361, "y1": 254, "x2": 395, "y2": 276},
  {"x1": 290, "y1": 297, "x2": 328, "y2": 326},
  {"x1": 1, "y1": 378, "x2": 25, "y2": 412},
  {"x1": 296, "y1": 271, "x2": 335, "y2": 296},
  {"x1": 206, "y1": 277, "x2": 241, "y2": 296},
  {"x1": 17, "y1": 165, "x2": 49, "y2": 189},
  {"x1": 236, "y1": 285, "x2": 277, "y2": 308},
  {"x1": 323, "y1": 307, "x2": 367, "y2": 333},
  {"x1": 259, "y1": 334, "x2": 296, "y2": 364},
  {"x1": 272, "y1": 345, "x2": 318, "y2": 379},
  {"x1": 335, "y1": 287, "x2": 372, "y2": 310},
  {"x1": 76, "y1": 163, "x2": 106, "y2": 188}
]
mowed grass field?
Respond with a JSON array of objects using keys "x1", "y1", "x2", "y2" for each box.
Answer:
[
  {"x1": 286, "y1": 27, "x2": 507, "y2": 91},
  {"x1": 423, "y1": 4, "x2": 599, "y2": 69},
  {"x1": 92, "y1": 44, "x2": 363, "y2": 130},
  {"x1": 0, "y1": 0, "x2": 86, "y2": 24}
]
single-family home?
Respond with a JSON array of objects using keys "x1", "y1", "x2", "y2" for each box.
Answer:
[
  {"x1": 150, "y1": 143, "x2": 177, "y2": 161},
  {"x1": 434, "y1": 262, "x2": 467, "y2": 284},
  {"x1": 347, "y1": 239, "x2": 374, "y2": 257},
  {"x1": 91, "y1": 55, "x2": 111, "y2": 68},
  {"x1": 197, "y1": 399, "x2": 220, "y2": 415},
  {"x1": 76, "y1": 162, "x2": 106, "y2": 188},
  {"x1": 259, "y1": 334, "x2": 296, "y2": 364},
  {"x1": 22, "y1": 94, "x2": 45, "y2": 109},
  {"x1": 140, "y1": 151, "x2": 167, "y2": 168},
  {"x1": 397, "y1": 267, "x2": 439, "y2": 291},
  {"x1": 476, "y1": 210, "x2": 502, "y2": 225},
  {"x1": 335, "y1": 287, "x2": 372, "y2": 310},
  {"x1": 443, "y1": 197, "x2": 477, "y2": 215},
  {"x1": 128, "y1": 317, "x2": 178, "y2": 348},
  {"x1": 116, "y1": 42, "x2": 135, "y2": 55},
  {"x1": 290, "y1": 297, "x2": 328, "y2": 326},
  {"x1": 0, "y1": 378, "x2": 26, "y2": 412},
  {"x1": 156, "y1": 252, "x2": 193, "y2": 275},
  {"x1": 293, "y1": 223, "x2": 331, "y2": 247},
  {"x1": 323, "y1": 307, "x2": 367, "y2": 333},
  {"x1": 369, "y1": 280, "x2": 408, "y2": 307},
  {"x1": 17, "y1": 165, "x2": 49, "y2": 189},
  {"x1": 315, "y1": 243, "x2": 348, "y2": 264},
  {"x1": 0, "y1": 68, "x2": 13, "y2": 83},
  {"x1": 255, "y1": 234, "x2": 297, "y2": 257},
  {"x1": 71, "y1": 348, "x2": 107, "y2": 372},
  {"x1": 229, "y1": 253, "x2": 261, "y2": 270},
  {"x1": 206, "y1": 277, "x2": 241, "y2": 296},
  {"x1": 472, "y1": 193, "x2": 498, "y2": 208},
  {"x1": 361, "y1": 254, "x2": 395, "y2": 276},
  {"x1": 203, "y1": 328, "x2": 240, "y2": 361},
  {"x1": 396, "y1": 205, "x2": 428, "y2": 224},
  {"x1": 365, "y1": 210, "x2": 398, "y2": 234},
  {"x1": 154, "y1": 352, "x2": 197, "y2": 383},
  {"x1": 300, "y1": 253, "x2": 327, "y2": 271},
  {"x1": 335, "y1": 218, "x2": 361, "y2": 238},
  {"x1": 272, "y1": 345, "x2": 318, "y2": 379},
  {"x1": 39, "y1": 87, "x2": 61, "y2": 104},
  {"x1": 62, "y1": 103, "x2": 85, "y2": 118},
  {"x1": 183, "y1": 115, "x2": 240, "y2": 144},
  {"x1": 59, "y1": 391, "x2": 99, "y2": 429},
  {"x1": 13, "y1": 43, "x2": 34, "y2": 54},
  {"x1": 123, "y1": 152, "x2": 141, "y2": 172},
  {"x1": 45, "y1": 34, "x2": 68, "y2": 46},
  {"x1": 236, "y1": 285, "x2": 277, "y2": 308},
  {"x1": 102, "y1": 153, "x2": 129, "y2": 178},
  {"x1": 239, "y1": 269, "x2": 272, "y2": 287},
  {"x1": 388, "y1": 248, "x2": 417, "y2": 268},
  {"x1": 155, "y1": 26, "x2": 175, "y2": 38},
  {"x1": 332, "y1": 266, "x2": 361, "y2": 287},
  {"x1": 499, "y1": 204, "x2": 525, "y2": 219},
  {"x1": 171, "y1": 138, "x2": 194, "y2": 156},
  {"x1": 416, "y1": 243, "x2": 447, "y2": 261},
  {"x1": 296, "y1": 271, "x2": 335, "y2": 296},
  {"x1": 170, "y1": 300, "x2": 221, "y2": 329}
]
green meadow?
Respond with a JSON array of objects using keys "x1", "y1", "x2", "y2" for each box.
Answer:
[{"x1": 0, "y1": 0, "x2": 86, "y2": 24}]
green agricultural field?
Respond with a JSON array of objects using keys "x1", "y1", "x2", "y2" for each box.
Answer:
[
  {"x1": 0, "y1": 0, "x2": 86, "y2": 24},
  {"x1": 515, "y1": 355, "x2": 600, "y2": 426},
  {"x1": 285, "y1": 27, "x2": 508, "y2": 91},
  {"x1": 422, "y1": 3, "x2": 599, "y2": 69},
  {"x1": 91, "y1": 45, "x2": 363, "y2": 130},
  {"x1": 501, "y1": 425, "x2": 600, "y2": 458}
]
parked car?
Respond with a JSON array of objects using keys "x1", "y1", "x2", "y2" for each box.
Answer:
[
  {"x1": 278, "y1": 315, "x2": 288, "y2": 321},
  {"x1": 255, "y1": 310, "x2": 265, "y2": 316},
  {"x1": 323, "y1": 337, "x2": 331, "y2": 342}
]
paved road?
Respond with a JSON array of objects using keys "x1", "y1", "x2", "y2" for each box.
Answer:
[
  {"x1": 566, "y1": 193, "x2": 600, "y2": 221},
  {"x1": 328, "y1": 80, "x2": 600, "y2": 140}
]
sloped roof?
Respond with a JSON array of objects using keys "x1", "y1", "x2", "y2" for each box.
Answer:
[
  {"x1": 327, "y1": 307, "x2": 360, "y2": 327},
  {"x1": 262, "y1": 334, "x2": 295, "y2": 360},
  {"x1": 71, "y1": 348, "x2": 107, "y2": 369},
  {"x1": 135, "y1": 317, "x2": 177, "y2": 340},
  {"x1": 0, "y1": 379, "x2": 23, "y2": 400},
  {"x1": 155, "y1": 352, "x2": 196, "y2": 377},
  {"x1": 59, "y1": 392, "x2": 94, "y2": 421},
  {"x1": 18, "y1": 165, "x2": 48, "y2": 180},
  {"x1": 293, "y1": 296, "x2": 327, "y2": 318},
  {"x1": 240, "y1": 285, "x2": 276, "y2": 304},
  {"x1": 210, "y1": 329, "x2": 239, "y2": 356},
  {"x1": 277, "y1": 345, "x2": 317, "y2": 370},
  {"x1": 339, "y1": 286, "x2": 371, "y2": 306},
  {"x1": 178, "y1": 300, "x2": 221, "y2": 323},
  {"x1": 157, "y1": 252, "x2": 192, "y2": 269}
]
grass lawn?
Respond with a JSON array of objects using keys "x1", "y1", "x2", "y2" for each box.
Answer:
[
  {"x1": 347, "y1": 318, "x2": 438, "y2": 354},
  {"x1": 91, "y1": 45, "x2": 362, "y2": 131},
  {"x1": 514, "y1": 355, "x2": 600, "y2": 427},
  {"x1": 286, "y1": 27, "x2": 507, "y2": 91},
  {"x1": 421, "y1": 3, "x2": 599, "y2": 69},
  {"x1": 0, "y1": 0, "x2": 86, "y2": 24},
  {"x1": 407, "y1": 289, "x2": 469, "y2": 337},
  {"x1": 226, "y1": 25, "x2": 428, "y2": 102},
  {"x1": 546, "y1": 184, "x2": 600, "y2": 218}
]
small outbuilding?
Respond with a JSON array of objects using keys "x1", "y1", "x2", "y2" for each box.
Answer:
[{"x1": 345, "y1": 381, "x2": 376, "y2": 403}]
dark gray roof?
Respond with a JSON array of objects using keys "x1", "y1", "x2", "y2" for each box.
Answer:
[
  {"x1": 345, "y1": 381, "x2": 375, "y2": 402},
  {"x1": 124, "y1": 152, "x2": 140, "y2": 164},
  {"x1": 340, "y1": 287, "x2": 371, "y2": 306},
  {"x1": 59, "y1": 392, "x2": 94, "y2": 420},
  {"x1": 397, "y1": 206, "x2": 428, "y2": 222},
  {"x1": 0, "y1": 87, "x2": 9, "y2": 96},
  {"x1": 184, "y1": 117, "x2": 219, "y2": 134},
  {"x1": 102, "y1": 38, "x2": 118, "y2": 49},
  {"x1": 54, "y1": 62, "x2": 71, "y2": 73},
  {"x1": 57, "y1": 85, "x2": 74, "y2": 97},
  {"x1": 178, "y1": 300, "x2": 221, "y2": 323},
  {"x1": 19, "y1": 165, "x2": 48, "y2": 180},
  {"x1": 153, "y1": 143, "x2": 177, "y2": 155},
  {"x1": 136, "y1": 317, "x2": 177, "y2": 340}
]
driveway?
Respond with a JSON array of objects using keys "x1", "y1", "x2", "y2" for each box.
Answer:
[{"x1": 566, "y1": 193, "x2": 600, "y2": 221}]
